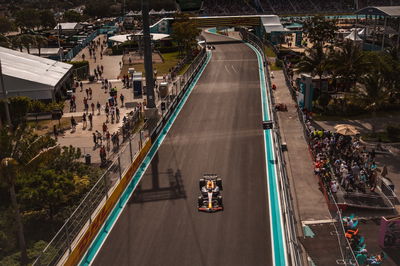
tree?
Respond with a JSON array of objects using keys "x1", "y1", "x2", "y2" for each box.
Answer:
[
  {"x1": 296, "y1": 44, "x2": 328, "y2": 96},
  {"x1": 0, "y1": 96, "x2": 31, "y2": 126},
  {"x1": 303, "y1": 15, "x2": 338, "y2": 47},
  {"x1": 0, "y1": 125, "x2": 58, "y2": 265},
  {"x1": 328, "y1": 40, "x2": 370, "y2": 91},
  {"x1": 0, "y1": 34, "x2": 10, "y2": 48},
  {"x1": 15, "y1": 9, "x2": 40, "y2": 31},
  {"x1": 39, "y1": 10, "x2": 56, "y2": 29},
  {"x1": 19, "y1": 34, "x2": 36, "y2": 54},
  {"x1": 63, "y1": 10, "x2": 82, "y2": 22},
  {"x1": 0, "y1": 17, "x2": 14, "y2": 34},
  {"x1": 171, "y1": 13, "x2": 201, "y2": 56},
  {"x1": 84, "y1": 0, "x2": 112, "y2": 18},
  {"x1": 33, "y1": 35, "x2": 48, "y2": 56}
]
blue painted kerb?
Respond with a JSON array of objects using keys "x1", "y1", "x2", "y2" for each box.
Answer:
[
  {"x1": 247, "y1": 43, "x2": 287, "y2": 266},
  {"x1": 79, "y1": 51, "x2": 212, "y2": 266}
]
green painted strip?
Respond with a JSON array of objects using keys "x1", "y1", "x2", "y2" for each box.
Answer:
[
  {"x1": 246, "y1": 43, "x2": 287, "y2": 266},
  {"x1": 79, "y1": 51, "x2": 212, "y2": 266}
]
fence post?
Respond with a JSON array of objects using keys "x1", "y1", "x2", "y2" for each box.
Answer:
[
  {"x1": 65, "y1": 222, "x2": 72, "y2": 254},
  {"x1": 103, "y1": 174, "x2": 109, "y2": 199},
  {"x1": 118, "y1": 157, "x2": 122, "y2": 180},
  {"x1": 129, "y1": 138, "x2": 133, "y2": 162}
]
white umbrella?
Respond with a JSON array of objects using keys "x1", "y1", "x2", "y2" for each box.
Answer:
[{"x1": 334, "y1": 124, "x2": 360, "y2": 135}]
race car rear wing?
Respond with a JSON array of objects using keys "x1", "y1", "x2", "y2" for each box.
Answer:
[{"x1": 203, "y1": 174, "x2": 218, "y2": 179}]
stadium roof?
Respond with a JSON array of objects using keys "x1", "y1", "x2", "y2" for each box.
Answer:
[
  {"x1": 0, "y1": 46, "x2": 72, "y2": 87},
  {"x1": 356, "y1": 6, "x2": 400, "y2": 17}
]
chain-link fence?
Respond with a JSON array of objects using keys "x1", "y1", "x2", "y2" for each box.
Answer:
[
  {"x1": 239, "y1": 28, "x2": 303, "y2": 266},
  {"x1": 33, "y1": 47, "x2": 208, "y2": 266}
]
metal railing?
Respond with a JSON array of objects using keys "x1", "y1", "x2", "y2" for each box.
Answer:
[
  {"x1": 239, "y1": 28, "x2": 303, "y2": 266},
  {"x1": 33, "y1": 47, "x2": 208, "y2": 266},
  {"x1": 327, "y1": 191, "x2": 359, "y2": 266}
]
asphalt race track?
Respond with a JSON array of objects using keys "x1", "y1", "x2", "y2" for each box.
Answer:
[{"x1": 93, "y1": 32, "x2": 272, "y2": 266}]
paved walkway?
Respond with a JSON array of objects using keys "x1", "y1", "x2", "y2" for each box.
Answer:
[
  {"x1": 58, "y1": 34, "x2": 144, "y2": 164},
  {"x1": 268, "y1": 66, "x2": 331, "y2": 224}
]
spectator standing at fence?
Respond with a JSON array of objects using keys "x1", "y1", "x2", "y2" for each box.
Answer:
[{"x1": 94, "y1": 54, "x2": 97, "y2": 63}]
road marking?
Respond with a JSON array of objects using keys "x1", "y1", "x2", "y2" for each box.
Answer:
[
  {"x1": 231, "y1": 65, "x2": 238, "y2": 73},
  {"x1": 213, "y1": 59, "x2": 258, "y2": 62},
  {"x1": 302, "y1": 219, "x2": 337, "y2": 225},
  {"x1": 247, "y1": 43, "x2": 288, "y2": 266},
  {"x1": 224, "y1": 64, "x2": 230, "y2": 73},
  {"x1": 78, "y1": 51, "x2": 212, "y2": 266}
]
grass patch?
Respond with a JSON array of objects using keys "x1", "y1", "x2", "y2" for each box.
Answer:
[
  {"x1": 28, "y1": 116, "x2": 83, "y2": 135},
  {"x1": 265, "y1": 46, "x2": 277, "y2": 57},
  {"x1": 120, "y1": 51, "x2": 182, "y2": 77}
]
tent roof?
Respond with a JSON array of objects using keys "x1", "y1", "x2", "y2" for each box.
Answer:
[
  {"x1": 261, "y1": 15, "x2": 286, "y2": 33},
  {"x1": 0, "y1": 47, "x2": 72, "y2": 87},
  {"x1": 109, "y1": 33, "x2": 170, "y2": 43},
  {"x1": 356, "y1": 6, "x2": 400, "y2": 17},
  {"x1": 345, "y1": 30, "x2": 363, "y2": 41},
  {"x1": 54, "y1": 22, "x2": 81, "y2": 30}
]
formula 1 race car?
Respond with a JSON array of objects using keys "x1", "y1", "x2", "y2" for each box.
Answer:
[{"x1": 198, "y1": 174, "x2": 223, "y2": 212}]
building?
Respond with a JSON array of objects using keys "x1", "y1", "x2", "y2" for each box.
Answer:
[
  {"x1": 21, "y1": 47, "x2": 63, "y2": 60},
  {"x1": 0, "y1": 47, "x2": 73, "y2": 101}
]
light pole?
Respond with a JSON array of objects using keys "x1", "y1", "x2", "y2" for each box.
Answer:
[
  {"x1": 142, "y1": 0, "x2": 156, "y2": 108},
  {"x1": 58, "y1": 24, "x2": 63, "y2": 61},
  {"x1": 0, "y1": 59, "x2": 11, "y2": 126}
]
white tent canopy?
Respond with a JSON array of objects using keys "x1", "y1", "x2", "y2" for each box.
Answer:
[
  {"x1": 345, "y1": 29, "x2": 363, "y2": 42},
  {"x1": 109, "y1": 33, "x2": 170, "y2": 43},
  {"x1": 0, "y1": 47, "x2": 72, "y2": 100},
  {"x1": 260, "y1": 15, "x2": 287, "y2": 33}
]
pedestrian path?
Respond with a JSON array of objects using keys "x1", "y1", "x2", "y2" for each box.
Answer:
[{"x1": 269, "y1": 66, "x2": 331, "y2": 223}]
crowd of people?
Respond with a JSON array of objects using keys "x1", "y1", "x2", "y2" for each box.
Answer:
[{"x1": 307, "y1": 121, "x2": 380, "y2": 197}]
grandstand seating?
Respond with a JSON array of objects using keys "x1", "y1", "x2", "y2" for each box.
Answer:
[{"x1": 198, "y1": 0, "x2": 400, "y2": 15}]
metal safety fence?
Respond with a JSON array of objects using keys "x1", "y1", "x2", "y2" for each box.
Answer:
[
  {"x1": 239, "y1": 29, "x2": 303, "y2": 266},
  {"x1": 33, "y1": 47, "x2": 208, "y2": 266},
  {"x1": 248, "y1": 31, "x2": 359, "y2": 265}
]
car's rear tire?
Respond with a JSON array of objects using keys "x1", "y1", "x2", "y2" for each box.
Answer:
[
  {"x1": 198, "y1": 196, "x2": 203, "y2": 207},
  {"x1": 216, "y1": 178, "x2": 223, "y2": 190},
  {"x1": 199, "y1": 178, "x2": 205, "y2": 190},
  {"x1": 217, "y1": 195, "x2": 223, "y2": 206}
]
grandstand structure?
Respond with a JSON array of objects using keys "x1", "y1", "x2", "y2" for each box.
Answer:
[{"x1": 178, "y1": 0, "x2": 400, "y2": 15}]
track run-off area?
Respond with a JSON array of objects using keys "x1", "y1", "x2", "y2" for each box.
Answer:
[{"x1": 81, "y1": 31, "x2": 287, "y2": 266}]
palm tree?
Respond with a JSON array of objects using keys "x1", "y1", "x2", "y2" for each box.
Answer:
[
  {"x1": 0, "y1": 34, "x2": 10, "y2": 48},
  {"x1": 328, "y1": 40, "x2": 370, "y2": 92},
  {"x1": 11, "y1": 35, "x2": 24, "y2": 52},
  {"x1": 296, "y1": 43, "x2": 328, "y2": 94},
  {"x1": 20, "y1": 34, "x2": 36, "y2": 54},
  {"x1": 0, "y1": 125, "x2": 58, "y2": 265},
  {"x1": 34, "y1": 35, "x2": 48, "y2": 56},
  {"x1": 359, "y1": 72, "x2": 389, "y2": 132}
]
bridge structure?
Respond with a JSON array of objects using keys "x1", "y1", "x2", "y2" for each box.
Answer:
[{"x1": 150, "y1": 15, "x2": 303, "y2": 46}]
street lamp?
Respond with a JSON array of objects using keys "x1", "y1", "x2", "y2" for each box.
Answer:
[{"x1": 58, "y1": 24, "x2": 63, "y2": 61}]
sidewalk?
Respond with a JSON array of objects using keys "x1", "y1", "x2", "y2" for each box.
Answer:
[{"x1": 268, "y1": 66, "x2": 331, "y2": 223}]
